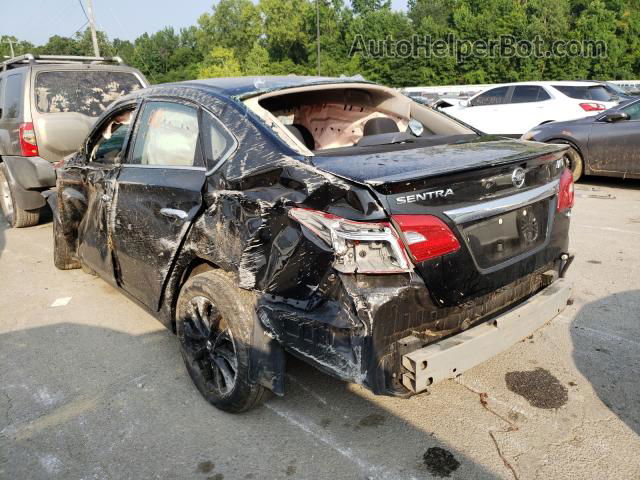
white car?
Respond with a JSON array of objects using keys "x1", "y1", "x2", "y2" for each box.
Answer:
[{"x1": 440, "y1": 81, "x2": 621, "y2": 135}]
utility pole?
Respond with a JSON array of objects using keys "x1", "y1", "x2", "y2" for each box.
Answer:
[
  {"x1": 85, "y1": 0, "x2": 101, "y2": 57},
  {"x1": 316, "y1": 0, "x2": 320, "y2": 75},
  {"x1": 3, "y1": 38, "x2": 16, "y2": 58}
]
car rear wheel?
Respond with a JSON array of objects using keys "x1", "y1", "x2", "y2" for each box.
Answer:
[
  {"x1": 561, "y1": 145, "x2": 584, "y2": 182},
  {"x1": 176, "y1": 270, "x2": 267, "y2": 413},
  {"x1": 53, "y1": 212, "x2": 80, "y2": 270},
  {"x1": 0, "y1": 165, "x2": 40, "y2": 228}
]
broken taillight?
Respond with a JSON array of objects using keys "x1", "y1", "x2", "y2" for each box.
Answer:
[
  {"x1": 392, "y1": 214, "x2": 460, "y2": 263},
  {"x1": 579, "y1": 102, "x2": 605, "y2": 112},
  {"x1": 557, "y1": 168, "x2": 575, "y2": 212},
  {"x1": 19, "y1": 122, "x2": 39, "y2": 157},
  {"x1": 288, "y1": 207, "x2": 412, "y2": 273}
]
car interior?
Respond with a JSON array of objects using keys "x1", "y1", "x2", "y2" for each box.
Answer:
[{"x1": 244, "y1": 83, "x2": 475, "y2": 154}]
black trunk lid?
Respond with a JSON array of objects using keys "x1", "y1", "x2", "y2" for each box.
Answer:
[{"x1": 313, "y1": 137, "x2": 570, "y2": 306}]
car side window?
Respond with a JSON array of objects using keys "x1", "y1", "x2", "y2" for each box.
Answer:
[
  {"x1": 89, "y1": 109, "x2": 135, "y2": 164},
  {"x1": 202, "y1": 110, "x2": 235, "y2": 172},
  {"x1": 130, "y1": 101, "x2": 202, "y2": 167},
  {"x1": 0, "y1": 78, "x2": 3, "y2": 119},
  {"x1": 622, "y1": 102, "x2": 640, "y2": 121},
  {"x1": 3, "y1": 74, "x2": 23, "y2": 119},
  {"x1": 511, "y1": 86, "x2": 550, "y2": 103},
  {"x1": 471, "y1": 87, "x2": 509, "y2": 106}
]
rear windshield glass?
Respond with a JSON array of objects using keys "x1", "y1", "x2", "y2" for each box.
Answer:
[
  {"x1": 35, "y1": 71, "x2": 143, "y2": 116},
  {"x1": 553, "y1": 85, "x2": 614, "y2": 102}
]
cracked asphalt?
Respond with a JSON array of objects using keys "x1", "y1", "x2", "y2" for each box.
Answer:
[{"x1": 1, "y1": 177, "x2": 639, "y2": 479}]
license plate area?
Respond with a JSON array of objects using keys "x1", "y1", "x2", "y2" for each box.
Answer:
[{"x1": 460, "y1": 199, "x2": 550, "y2": 270}]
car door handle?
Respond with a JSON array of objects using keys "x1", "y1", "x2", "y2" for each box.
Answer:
[{"x1": 160, "y1": 208, "x2": 189, "y2": 221}]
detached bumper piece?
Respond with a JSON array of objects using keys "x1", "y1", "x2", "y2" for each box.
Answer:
[{"x1": 401, "y1": 278, "x2": 571, "y2": 393}]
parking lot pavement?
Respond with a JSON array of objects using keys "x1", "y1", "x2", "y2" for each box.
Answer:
[{"x1": 1, "y1": 178, "x2": 639, "y2": 480}]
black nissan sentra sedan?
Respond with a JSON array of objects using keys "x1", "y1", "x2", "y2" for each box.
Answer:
[{"x1": 50, "y1": 76, "x2": 574, "y2": 412}]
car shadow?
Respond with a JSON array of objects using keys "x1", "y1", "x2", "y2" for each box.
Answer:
[
  {"x1": 0, "y1": 321, "x2": 502, "y2": 480},
  {"x1": 571, "y1": 290, "x2": 640, "y2": 435},
  {"x1": 578, "y1": 175, "x2": 640, "y2": 191}
]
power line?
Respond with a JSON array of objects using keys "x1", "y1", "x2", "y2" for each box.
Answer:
[
  {"x1": 77, "y1": 0, "x2": 89, "y2": 22},
  {"x1": 70, "y1": 21, "x2": 89, "y2": 38}
]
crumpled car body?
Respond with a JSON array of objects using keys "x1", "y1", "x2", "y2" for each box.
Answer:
[{"x1": 52, "y1": 76, "x2": 574, "y2": 407}]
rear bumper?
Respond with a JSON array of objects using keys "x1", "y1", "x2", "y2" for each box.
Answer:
[
  {"x1": 401, "y1": 278, "x2": 571, "y2": 393},
  {"x1": 1, "y1": 156, "x2": 55, "y2": 210}
]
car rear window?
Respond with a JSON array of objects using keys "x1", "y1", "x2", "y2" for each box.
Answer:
[
  {"x1": 34, "y1": 70, "x2": 143, "y2": 116},
  {"x1": 553, "y1": 85, "x2": 614, "y2": 102}
]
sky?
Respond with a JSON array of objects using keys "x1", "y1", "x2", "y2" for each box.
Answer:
[{"x1": 1, "y1": 0, "x2": 408, "y2": 46}]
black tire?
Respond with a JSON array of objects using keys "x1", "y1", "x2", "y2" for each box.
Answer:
[
  {"x1": 176, "y1": 270, "x2": 268, "y2": 413},
  {"x1": 557, "y1": 144, "x2": 584, "y2": 182},
  {"x1": 0, "y1": 164, "x2": 40, "y2": 228},
  {"x1": 53, "y1": 213, "x2": 80, "y2": 270}
]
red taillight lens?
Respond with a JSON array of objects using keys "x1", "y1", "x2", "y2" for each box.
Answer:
[
  {"x1": 579, "y1": 102, "x2": 605, "y2": 112},
  {"x1": 19, "y1": 122, "x2": 38, "y2": 157},
  {"x1": 393, "y1": 214, "x2": 460, "y2": 263},
  {"x1": 557, "y1": 168, "x2": 574, "y2": 212}
]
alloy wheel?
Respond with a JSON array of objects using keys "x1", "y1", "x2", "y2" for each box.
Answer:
[{"x1": 181, "y1": 295, "x2": 239, "y2": 396}]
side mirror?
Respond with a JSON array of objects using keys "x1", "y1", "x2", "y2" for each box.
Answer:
[
  {"x1": 462, "y1": 100, "x2": 471, "y2": 108},
  {"x1": 602, "y1": 111, "x2": 630, "y2": 123}
]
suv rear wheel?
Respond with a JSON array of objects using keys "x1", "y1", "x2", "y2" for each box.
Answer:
[
  {"x1": 0, "y1": 165, "x2": 40, "y2": 228},
  {"x1": 175, "y1": 270, "x2": 268, "y2": 413}
]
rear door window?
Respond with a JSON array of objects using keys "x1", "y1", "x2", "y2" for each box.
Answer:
[
  {"x1": 471, "y1": 87, "x2": 509, "y2": 106},
  {"x1": 35, "y1": 71, "x2": 143, "y2": 117},
  {"x1": 4, "y1": 74, "x2": 23, "y2": 119},
  {"x1": 130, "y1": 101, "x2": 202, "y2": 167},
  {"x1": 510, "y1": 86, "x2": 550, "y2": 103}
]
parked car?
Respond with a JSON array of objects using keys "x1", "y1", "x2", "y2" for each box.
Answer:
[
  {"x1": 439, "y1": 81, "x2": 621, "y2": 135},
  {"x1": 522, "y1": 98, "x2": 640, "y2": 181},
  {"x1": 0, "y1": 54, "x2": 148, "y2": 227},
  {"x1": 51, "y1": 76, "x2": 574, "y2": 412}
]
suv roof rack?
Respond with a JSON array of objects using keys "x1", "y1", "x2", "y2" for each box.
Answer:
[{"x1": 2, "y1": 54, "x2": 124, "y2": 71}]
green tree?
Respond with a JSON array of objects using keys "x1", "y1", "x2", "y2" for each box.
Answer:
[
  {"x1": 198, "y1": 46, "x2": 242, "y2": 78},
  {"x1": 260, "y1": 0, "x2": 311, "y2": 63},
  {"x1": 198, "y1": 0, "x2": 261, "y2": 61}
]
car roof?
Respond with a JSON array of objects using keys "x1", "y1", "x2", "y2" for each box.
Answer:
[
  {"x1": 177, "y1": 75, "x2": 371, "y2": 98},
  {"x1": 485, "y1": 80, "x2": 604, "y2": 88}
]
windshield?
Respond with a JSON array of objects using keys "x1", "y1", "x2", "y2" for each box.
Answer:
[
  {"x1": 35, "y1": 70, "x2": 143, "y2": 116},
  {"x1": 603, "y1": 82, "x2": 629, "y2": 97}
]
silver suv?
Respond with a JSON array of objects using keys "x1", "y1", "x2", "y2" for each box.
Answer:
[{"x1": 0, "y1": 54, "x2": 148, "y2": 227}]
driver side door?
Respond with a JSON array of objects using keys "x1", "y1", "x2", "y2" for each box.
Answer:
[{"x1": 75, "y1": 103, "x2": 138, "y2": 282}]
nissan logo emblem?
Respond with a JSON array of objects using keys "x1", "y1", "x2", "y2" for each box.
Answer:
[{"x1": 512, "y1": 168, "x2": 526, "y2": 188}]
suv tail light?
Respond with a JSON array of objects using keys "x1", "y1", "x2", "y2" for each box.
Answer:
[
  {"x1": 19, "y1": 122, "x2": 39, "y2": 157},
  {"x1": 288, "y1": 208, "x2": 411, "y2": 273},
  {"x1": 579, "y1": 102, "x2": 605, "y2": 112},
  {"x1": 557, "y1": 168, "x2": 574, "y2": 212},
  {"x1": 392, "y1": 215, "x2": 460, "y2": 262}
]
